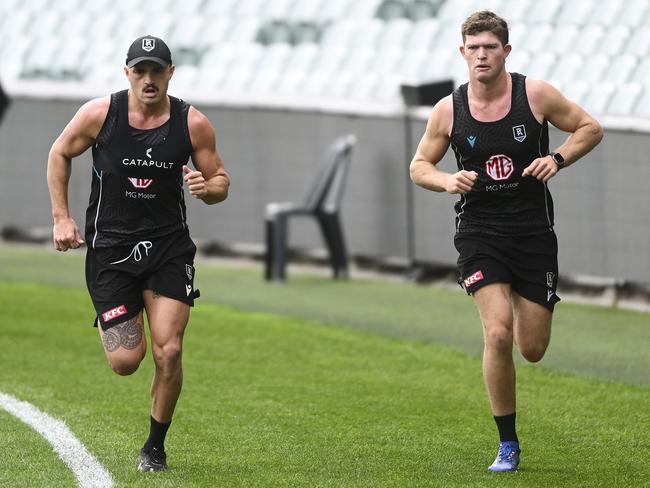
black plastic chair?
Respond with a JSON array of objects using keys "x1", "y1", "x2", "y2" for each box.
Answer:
[{"x1": 264, "y1": 134, "x2": 356, "y2": 282}]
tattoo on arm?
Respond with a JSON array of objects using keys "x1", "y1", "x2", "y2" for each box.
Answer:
[{"x1": 101, "y1": 316, "x2": 143, "y2": 352}]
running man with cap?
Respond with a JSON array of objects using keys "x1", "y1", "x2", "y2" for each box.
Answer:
[
  {"x1": 47, "y1": 35, "x2": 230, "y2": 471},
  {"x1": 410, "y1": 11, "x2": 602, "y2": 471}
]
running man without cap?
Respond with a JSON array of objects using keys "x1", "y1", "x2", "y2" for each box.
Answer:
[
  {"x1": 410, "y1": 11, "x2": 602, "y2": 472},
  {"x1": 47, "y1": 35, "x2": 230, "y2": 471}
]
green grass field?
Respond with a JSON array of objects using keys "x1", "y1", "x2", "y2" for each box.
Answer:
[{"x1": 0, "y1": 244, "x2": 649, "y2": 487}]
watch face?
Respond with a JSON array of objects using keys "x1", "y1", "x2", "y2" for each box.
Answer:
[{"x1": 552, "y1": 152, "x2": 565, "y2": 165}]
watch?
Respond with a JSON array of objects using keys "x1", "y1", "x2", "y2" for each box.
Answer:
[{"x1": 550, "y1": 152, "x2": 565, "y2": 170}]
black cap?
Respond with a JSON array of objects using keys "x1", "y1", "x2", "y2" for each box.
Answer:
[{"x1": 126, "y1": 35, "x2": 172, "y2": 68}]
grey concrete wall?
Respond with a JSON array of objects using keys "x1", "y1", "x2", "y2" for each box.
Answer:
[{"x1": 1, "y1": 96, "x2": 648, "y2": 285}]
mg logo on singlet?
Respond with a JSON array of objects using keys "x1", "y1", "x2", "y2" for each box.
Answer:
[
  {"x1": 128, "y1": 177, "x2": 154, "y2": 189},
  {"x1": 485, "y1": 154, "x2": 514, "y2": 181}
]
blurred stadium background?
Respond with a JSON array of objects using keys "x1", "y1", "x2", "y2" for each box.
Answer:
[{"x1": 0, "y1": 0, "x2": 649, "y2": 303}]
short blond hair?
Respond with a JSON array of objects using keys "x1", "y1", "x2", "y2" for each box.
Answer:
[{"x1": 461, "y1": 10, "x2": 509, "y2": 46}]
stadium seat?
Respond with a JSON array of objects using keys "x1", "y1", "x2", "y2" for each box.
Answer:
[
  {"x1": 309, "y1": 46, "x2": 347, "y2": 76},
  {"x1": 547, "y1": 53, "x2": 584, "y2": 85},
  {"x1": 218, "y1": 44, "x2": 265, "y2": 92},
  {"x1": 520, "y1": 52, "x2": 556, "y2": 81},
  {"x1": 374, "y1": 74, "x2": 403, "y2": 102},
  {"x1": 262, "y1": 0, "x2": 295, "y2": 19},
  {"x1": 288, "y1": 0, "x2": 326, "y2": 21},
  {"x1": 292, "y1": 22, "x2": 323, "y2": 44},
  {"x1": 575, "y1": 53, "x2": 609, "y2": 84},
  {"x1": 562, "y1": 80, "x2": 589, "y2": 105},
  {"x1": 376, "y1": 0, "x2": 408, "y2": 21},
  {"x1": 517, "y1": 23, "x2": 553, "y2": 53},
  {"x1": 547, "y1": 24, "x2": 579, "y2": 54},
  {"x1": 582, "y1": 82, "x2": 616, "y2": 115},
  {"x1": 624, "y1": 26, "x2": 650, "y2": 58},
  {"x1": 225, "y1": 18, "x2": 262, "y2": 44},
  {"x1": 505, "y1": 49, "x2": 530, "y2": 75},
  {"x1": 436, "y1": 0, "x2": 477, "y2": 23},
  {"x1": 232, "y1": 0, "x2": 267, "y2": 18},
  {"x1": 320, "y1": 19, "x2": 358, "y2": 47},
  {"x1": 376, "y1": 18, "x2": 412, "y2": 51},
  {"x1": 633, "y1": 88, "x2": 650, "y2": 118},
  {"x1": 573, "y1": 24, "x2": 605, "y2": 56},
  {"x1": 526, "y1": 0, "x2": 562, "y2": 24},
  {"x1": 600, "y1": 25, "x2": 631, "y2": 56},
  {"x1": 249, "y1": 43, "x2": 292, "y2": 91},
  {"x1": 407, "y1": 0, "x2": 439, "y2": 21},
  {"x1": 264, "y1": 134, "x2": 356, "y2": 282},
  {"x1": 257, "y1": 20, "x2": 294, "y2": 45},
  {"x1": 203, "y1": 0, "x2": 238, "y2": 17},
  {"x1": 370, "y1": 47, "x2": 404, "y2": 76},
  {"x1": 347, "y1": 0, "x2": 385, "y2": 19},
  {"x1": 631, "y1": 58, "x2": 650, "y2": 85},
  {"x1": 616, "y1": 0, "x2": 650, "y2": 27},
  {"x1": 585, "y1": 0, "x2": 624, "y2": 26},
  {"x1": 602, "y1": 54, "x2": 638, "y2": 85},
  {"x1": 319, "y1": 0, "x2": 354, "y2": 20},
  {"x1": 495, "y1": 0, "x2": 531, "y2": 22},
  {"x1": 403, "y1": 18, "x2": 440, "y2": 53},
  {"x1": 283, "y1": 43, "x2": 320, "y2": 74},
  {"x1": 606, "y1": 83, "x2": 643, "y2": 116},
  {"x1": 555, "y1": 0, "x2": 594, "y2": 25},
  {"x1": 169, "y1": 15, "x2": 206, "y2": 50},
  {"x1": 347, "y1": 73, "x2": 380, "y2": 100}
]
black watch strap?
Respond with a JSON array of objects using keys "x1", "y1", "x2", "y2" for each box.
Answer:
[{"x1": 550, "y1": 152, "x2": 565, "y2": 170}]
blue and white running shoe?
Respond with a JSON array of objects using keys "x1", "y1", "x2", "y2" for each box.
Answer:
[{"x1": 488, "y1": 441, "x2": 520, "y2": 472}]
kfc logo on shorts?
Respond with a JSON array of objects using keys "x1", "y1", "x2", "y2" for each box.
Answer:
[
  {"x1": 464, "y1": 270, "x2": 484, "y2": 288},
  {"x1": 128, "y1": 177, "x2": 153, "y2": 189},
  {"x1": 486, "y1": 154, "x2": 514, "y2": 181},
  {"x1": 102, "y1": 305, "x2": 127, "y2": 322}
]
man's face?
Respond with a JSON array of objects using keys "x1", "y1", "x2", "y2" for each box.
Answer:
[
  {"x1": 460, "y1": 31, "x2": 511, "y2": 82},
  {"x1": 125, "y1": 61, "x2": 174, "y2": 105}
]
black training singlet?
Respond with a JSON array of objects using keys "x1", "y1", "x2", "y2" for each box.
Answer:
[
  {"x1": 85, "y1": 90, "x2": 193, "y2": 248},
  {"x1": 450, "y1": 72, "x2": 553, "y2": 236}
]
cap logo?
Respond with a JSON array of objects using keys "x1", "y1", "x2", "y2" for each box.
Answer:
[{"x1": 142, "y1": 38, "x2": 155, "y2": 52}]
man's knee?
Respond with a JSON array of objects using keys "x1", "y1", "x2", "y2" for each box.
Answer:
[
  {"x1": 484, "y1": 323, "x2": 513, "y2": 353},
  {"x1": 518, "y1": 342, "x2": 548, "y2": 363},
  {"x1": 153, "y1": 342, "x2": 183, "y2": 374},
  {"x1": 108, "y1": 355, "x2": 144, "y2": 376}
]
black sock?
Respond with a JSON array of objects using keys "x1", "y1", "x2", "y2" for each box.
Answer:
[
  {"x1": 493, "y1": 412, "x2": 518, "y2": 443},
  {"x1": 144, "y1": 416, "x2": 171, "y2": 451}
]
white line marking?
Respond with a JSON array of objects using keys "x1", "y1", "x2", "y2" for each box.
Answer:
[{"x1": 0, "y1": 391, "x2": 113, "y2": 488}]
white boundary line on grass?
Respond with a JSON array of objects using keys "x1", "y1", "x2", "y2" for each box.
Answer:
[{"x1": 0, "y1": 391, "x2": 113, "y2": 488}]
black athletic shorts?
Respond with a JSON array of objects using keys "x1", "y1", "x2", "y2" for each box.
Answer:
[
  {"x1": 454, "y1": 231, "x2": 561, "y2": 312},
  {"x1": 86, "y1": 230, "x2": 198, "y2": 331}
]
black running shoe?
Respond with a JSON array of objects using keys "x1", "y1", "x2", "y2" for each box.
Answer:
[{"x1": 138, "y1": 446, "x2": 168, "y2": 472}]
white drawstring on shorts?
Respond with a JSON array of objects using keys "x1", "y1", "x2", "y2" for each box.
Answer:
[{"x1": 110, "y1": 241, "x2": 153, "y2": 264}]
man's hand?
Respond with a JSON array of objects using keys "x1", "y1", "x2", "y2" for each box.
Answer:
[
  {"x1": 53, "y1": 217, "x2": 84, "y2": 251},
  {"x1": 523, "y1": 156, "x2": 559, "y2": 182},
  {"x1": 183, "y1": 165, "x2": 207, "y2": 199},
  {"x1": 445, "y1": 170, "x2": 478, "y2": 194}
]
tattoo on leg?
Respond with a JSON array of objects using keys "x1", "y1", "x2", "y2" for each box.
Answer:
[
  {"x1": 102, "y1": 329, "x2": 120, "y2": 352},
  {"x1": 102, "y1": 317, "x2": 143, "y2": 351}
]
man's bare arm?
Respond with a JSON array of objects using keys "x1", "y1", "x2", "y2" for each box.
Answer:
[
  {"x1": 410, "y1": 96, "x2": 478, "y2": 194},
  {"x1": 523, "y1": 79, "x2": 603, "y2": 181},
  {"x1": 184, "y1": 106, "x2": 230, "y2": 205},
  {"x1": 47, "y1": 97, "x2": 108, "y2": 250}
]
